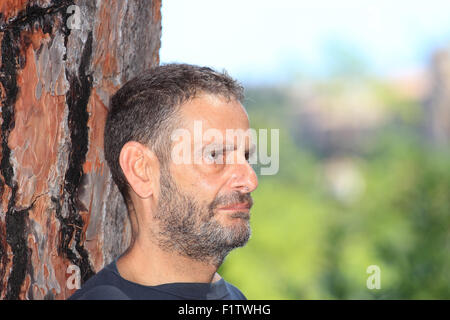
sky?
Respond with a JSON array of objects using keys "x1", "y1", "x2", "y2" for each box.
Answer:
[{"x1": 160, "y1": 0, "x2": 450, "y2": 84}]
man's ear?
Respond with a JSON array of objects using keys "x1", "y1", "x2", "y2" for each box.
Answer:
[{"x1": 119, "y1": 141, "x2": 158, "y2": 199}]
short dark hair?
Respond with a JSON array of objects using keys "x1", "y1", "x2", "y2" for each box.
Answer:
[{"x1": 104, "y1": 63, "x2": 244, "y2": 205}]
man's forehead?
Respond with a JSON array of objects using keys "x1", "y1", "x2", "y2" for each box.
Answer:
[{"x1": 178, "y1": 93, "x2": 250, "y2": 131}]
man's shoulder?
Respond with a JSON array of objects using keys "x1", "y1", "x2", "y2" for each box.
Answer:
[
  {"x1": 68, "y1": 284, "x2": 130, "y2": 300},
  {"x1": 67, "y1": 262, "x2": 129, "y2": 300},
  {"x1": 222, "y1": 280, "x2": 247, "y2": 300},
  {"x1": 67, "y1": 262, "x2": 247, "y2": 300}
]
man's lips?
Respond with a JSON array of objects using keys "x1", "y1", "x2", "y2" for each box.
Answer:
[{"x1": 217, "y1": 202, "x2": 251, "y2": 211}]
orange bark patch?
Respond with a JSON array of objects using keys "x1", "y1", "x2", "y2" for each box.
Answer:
[
  {"x1": 7, "y1": 29, "x2": 65, "y2": 208},
  {"x1": 0, "y1": 0, "x2": 29, "y2": 23}
]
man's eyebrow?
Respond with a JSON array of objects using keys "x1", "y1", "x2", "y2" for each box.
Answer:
[
  {"x1": 201, "y1": 143, "x2": 256, "y2": 153},
  {"x1": 199, "y1": 143, "x2": 233, "y2": 153}
]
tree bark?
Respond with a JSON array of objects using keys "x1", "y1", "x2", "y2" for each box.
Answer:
[{"x1": 0, "y1": 0, "x2": 161, "y2": 300}]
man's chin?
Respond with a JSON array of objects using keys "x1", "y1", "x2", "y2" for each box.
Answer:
[{"x1": 221, "y1": 221, "x2": 251, "y2": 247}]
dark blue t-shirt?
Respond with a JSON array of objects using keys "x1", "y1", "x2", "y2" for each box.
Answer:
[{"x1": 68, "y1": 259, "x2": 246, "y2": 300}]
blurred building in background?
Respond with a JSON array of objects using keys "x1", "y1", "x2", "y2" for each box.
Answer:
[
  {"x1": 424, "y1": 48, "x2": 450, "y2": 146},
  {"x1": 288, "y1": 80, "x2": 387, "y2": 157}
]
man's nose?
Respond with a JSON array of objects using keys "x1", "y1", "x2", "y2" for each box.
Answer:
[{"x1": 230, "y1": 161, "x2": 258, "y2": 193}]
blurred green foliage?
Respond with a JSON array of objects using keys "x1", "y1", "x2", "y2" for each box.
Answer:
[{"x1": 218, "y1": 80, "x2": 450, "y2": 299}]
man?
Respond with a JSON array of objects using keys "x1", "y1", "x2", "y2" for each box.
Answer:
[{"x1": 69, "y1": 63, "x2": 258, "y2": 300}]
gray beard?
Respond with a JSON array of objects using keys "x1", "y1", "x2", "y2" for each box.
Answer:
[{"x1": 153, "y1": 169, "x2": 252, "y2": 267}]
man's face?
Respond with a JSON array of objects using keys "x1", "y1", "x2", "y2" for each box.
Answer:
[{"x1": 152, "y1": 94, "x2": 258, "y2": 266}]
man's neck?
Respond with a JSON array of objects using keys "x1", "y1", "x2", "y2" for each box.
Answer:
[{"x1": 115, "y1": 238, "x2": 222, "y2": 286}]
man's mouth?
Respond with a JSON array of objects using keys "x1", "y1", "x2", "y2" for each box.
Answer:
[{"x1": 217, "y1": 202, "x2": 251, "y2": 211}]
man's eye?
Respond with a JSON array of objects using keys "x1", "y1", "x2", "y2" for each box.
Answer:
[{"x1": 205, "y1": 149, "x2": 224, "y2": 163}]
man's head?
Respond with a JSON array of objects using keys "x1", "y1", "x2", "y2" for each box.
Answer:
[{"x1": 104, "y1": 63, "x2": 258, "y2": 266}]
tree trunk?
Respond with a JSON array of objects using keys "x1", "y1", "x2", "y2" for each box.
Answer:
[{"x1": 0, "y1": 0, "x2": 161, "y2": 300}]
